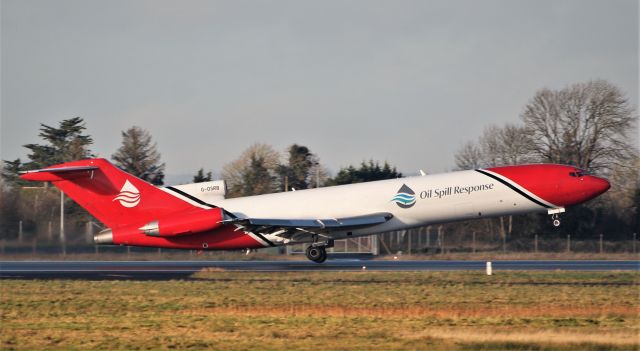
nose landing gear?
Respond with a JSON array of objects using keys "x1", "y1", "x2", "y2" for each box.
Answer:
[{"x1": 548, "y1": 208, "x2": 565, "y2": 227}]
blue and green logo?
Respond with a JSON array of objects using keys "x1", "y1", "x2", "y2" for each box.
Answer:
[{"x1": 391, "y1": 184, "x2": 416, "y2": 208}]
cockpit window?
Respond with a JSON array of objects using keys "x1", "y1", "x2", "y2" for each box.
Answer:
[{"x1": 569, "y1": 169, "x2": 590, "y2": 177}]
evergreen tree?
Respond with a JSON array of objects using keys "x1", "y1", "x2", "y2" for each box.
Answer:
[
  {"x1": 1, "y1": 117, "x2": 95, "y2": 227},
  {"x1": 112, "y1": 126, "x2": 165, "y2": 185},
  {"x1": 241, "y1": 155, "x2": 275, "y2": 196},
  {"x1": 2, "y1": 117, "x2": 93, "y2": 188},
  {"x1": 222, "y1": 143, "x2": 280, "y2": 197},
  {"x1": 193, "y1": 168, "x2": 213, "y2": 183},
  {"x1": 23, "y1": 117, "x2": 94, "y2": 169},
  {"x1": 1, "y1": 159, "x2": 29, "y2": 188},
  {"x1": 277, "y1": 144, "x2": 322, "y2": 191},
  {"x1": 326, "y1": 160, "x2": 402, "y2": 185}
]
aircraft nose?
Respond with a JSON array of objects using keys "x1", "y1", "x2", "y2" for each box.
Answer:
[{"x1": 590, "y1": 176, "x2": 610, "y2": 196}]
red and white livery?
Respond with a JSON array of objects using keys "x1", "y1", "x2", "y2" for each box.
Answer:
[{"x1": 20, "y1": 158, "x2": 610, "y2": 263}]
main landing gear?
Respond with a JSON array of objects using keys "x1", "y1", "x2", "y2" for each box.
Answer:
[
  {"x1": 305, "y1": 245, "x2": 327, "y2": 263},
  {"x1": 548, "y1": 208, "x2": 566, "y2": 227},
  {"x1": 305, "y1": 240, "x2": 334, "y2": 264}
]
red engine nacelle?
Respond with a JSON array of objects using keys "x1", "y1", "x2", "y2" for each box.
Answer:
[{"x1": 138, "y1": 208, "x2": 225, "y2": 237}]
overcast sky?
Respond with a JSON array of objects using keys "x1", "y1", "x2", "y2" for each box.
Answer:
[{"x1": 1, "y1": 0, "x2": 638, "y2": 183}]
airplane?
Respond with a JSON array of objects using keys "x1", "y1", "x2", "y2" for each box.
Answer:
[{"x1": 20, "y1": 158, "x2": 610, "y2": 263}]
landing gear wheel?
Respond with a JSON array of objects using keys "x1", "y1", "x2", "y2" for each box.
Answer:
[
  {"x1": 305, "y1": 245, "x2": 327, "y2": 263},
  {"x1": 551, "y1": 214, "x2": 561, "y2": 227}
]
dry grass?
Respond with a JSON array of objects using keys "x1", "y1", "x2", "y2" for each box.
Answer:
[
  {"x1": 401, "y1": 328, "x2": 638, "y2": 346},
  {"x1": 1, "y1": 271, "x2": 639, "y2": 350},
  {"x1": 197, "y1": 304, "x2": 638, "y2": 318}
]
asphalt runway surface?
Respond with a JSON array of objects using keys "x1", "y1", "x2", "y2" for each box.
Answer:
[{"x1": 0, "y1": 259, "x2": 637, "y2": 280}]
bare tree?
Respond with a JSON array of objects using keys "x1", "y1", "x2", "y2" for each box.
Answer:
[
  {"x1": 222, "y1": 143, "x2": 280, "y2": 197},
  {"x1": 308, "y1": 162, "x2": 330, "y2": 188},
  {"x1": 604, "y1": 155, "x2": 640, "y2": 222},
  {"x1": 454, "y1": 141, "x2": 484, "y2": 170},
  {"x1": 112, "y1": 126, "x2": 165, "y2": 185},
  {"x1": 454, "y1": 124, "x2": 536, "y2": 240},
  {"x1": 455, "y1": 124, "x2": 534, "y2": 170},
  {"x1": 494, "y1": 124, "x2": 536, "y2": 165},
  {"x1": 521, "y1": 80, "x2": 636, "y2": 175}
]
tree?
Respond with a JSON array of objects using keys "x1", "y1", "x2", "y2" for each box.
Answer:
[
  {"x1": 455, "y1": 124, "x2": 535, "y2": 170},
  {"x1": 285, "y1": 144, "x2": 315, "y2": 190},
  {"x1": 454, "y1": 142, "x2": 484, "y2": 170},
  {"x1": 277, "y1": 144, "x2": 327, "y2": 191},
  {"x1": 1, "y1": 117, "x2": 95, "y2": 237},
  {"x1": 633, "y1": 186, "x2": 640, "y2": 234},
  {"x1": 241, "y1": 155, "x2": 275, "y2": 196},
  {"x1": 307, "y1": 162, "x2": 330, "y2": 189},
  {"x1": 23, "y1": 117, "x2": 94, "y2": 169},
  {"x1": 326, "y1": 160, "x2": 402, "y2": 185},
  {"x1": 222, "y1": 143, "x2": 280, "y2": 197},
  {"x1": 452, "y1": 81, "x2": 639, "y2": 241},
  {"x1": 1, "y1": 159, "x2": 30, "y2": 188},
  {"x1": 521, "y1": 80, "x2": 636, "y2": 175},
  {"x1": 602, "y1": 156, "x2": 640, "y2": 236},
  {"x1": 112, "y1": 126, "x2": 165, "y2": 185},
  {"x1": 0, "y1": 174, "x2": 20, "y2": 239},
  {"x1": 2, "y1": 117, "x2": 94, "y2": 188},
  {"x1": 193, "y1": 168, "x2": 213, "y2": 183}
]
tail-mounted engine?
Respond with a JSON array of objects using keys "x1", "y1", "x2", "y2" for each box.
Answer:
[{"x1": 139, "y1": 208, "x2": 225, "y2": 237}]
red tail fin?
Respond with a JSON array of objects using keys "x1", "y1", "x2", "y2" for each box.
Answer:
[{"x1": 20, "y1": 158, "x2": 198, "y2": 229}]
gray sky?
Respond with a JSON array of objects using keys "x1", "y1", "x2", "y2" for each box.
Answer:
[{"x1": 2, "y1": 0, "x2": 638, "y2": 183}]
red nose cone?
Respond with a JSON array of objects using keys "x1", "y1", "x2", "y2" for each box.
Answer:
[{"x1": 592, "y1": 176, "x2": 611, "y2": 196}]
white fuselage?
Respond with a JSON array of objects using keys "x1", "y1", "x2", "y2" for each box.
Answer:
[{"x1": 186, "y1": 170, "x2": 551, "y2": 245}]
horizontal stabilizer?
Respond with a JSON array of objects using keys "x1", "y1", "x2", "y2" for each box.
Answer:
[
  {"x1": 20, "y1": 166, "x2": 99, "y2": 181},
  {"x1": 20, "y1": 165, "x2": 99, "y2": 174}
]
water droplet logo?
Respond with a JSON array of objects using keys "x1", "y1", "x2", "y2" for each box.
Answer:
[
  {"x1": 113, "y1": 180, "x2": 140, "y2": 208},
  {"x1": 391, "y1": 184, "x2": 416, "y2": 208}
]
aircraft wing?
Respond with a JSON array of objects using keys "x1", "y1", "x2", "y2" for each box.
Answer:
[{"x1": 223, "y1": 212, "x2": 393, "y2": 240}]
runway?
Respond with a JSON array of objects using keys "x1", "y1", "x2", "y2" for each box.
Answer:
[{"x1": 1, "y1": 260, "x2": 637, "y2": 280}]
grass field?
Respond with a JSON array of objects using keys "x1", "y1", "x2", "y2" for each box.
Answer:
[{"x1": 1, "y1": 271, "x2": 639, "y2": 350}]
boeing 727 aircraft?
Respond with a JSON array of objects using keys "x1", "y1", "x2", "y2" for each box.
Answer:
[{"x1": 20, "y1": 158, "x2": 610, "y2": 263}]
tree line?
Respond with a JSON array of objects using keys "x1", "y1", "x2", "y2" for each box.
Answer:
[
  {"x1": 1, "y1": 79, "x2": 638, "y2": 243},
  {"x1": 0, "y1": 119, "x2": 168, "y2": 237},
  {"x1": 453, "y1": 80, "x2": 638, "y2": 240},
  {"x1": 0, "y1": 119, "x2": 401, "y2": 239}
]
